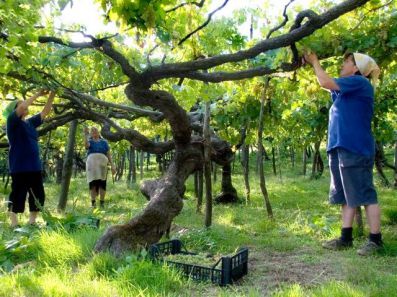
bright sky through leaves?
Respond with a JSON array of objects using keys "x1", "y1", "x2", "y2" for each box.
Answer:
[{"x1": 54, "y1": 0, "x2": 305, "y2": 41}]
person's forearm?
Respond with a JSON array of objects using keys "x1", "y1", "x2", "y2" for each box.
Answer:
[
  {"x1": 41, "y1": 92, "x2": 56, "y2": 119},
  {"x1": 84, "y1": 134, "x2": 90, "y2": 149},
  {"x1": 16, "y1": 91, "x2": 43, "y2": 117},
  {"x1": 26, "y1": 92, "x2": 42, "y2": 105},
  {"x1": 312, "y1": 61, "x2": 339, "y2": 91}
]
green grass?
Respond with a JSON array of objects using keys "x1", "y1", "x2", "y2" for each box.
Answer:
[{"x1": 0, "y1": 154, "x2": 396, "y2": 296}]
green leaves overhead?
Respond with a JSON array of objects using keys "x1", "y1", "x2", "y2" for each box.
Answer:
[
  {"x1": 0, "y1": 0, "x2": 396, "y2": 150},
  {"x1": 97, "y1": 0, "x2": 176, "y2": 30},
  {"x1": 0, "y1": 0, "x2": 44, "y2": 73}
]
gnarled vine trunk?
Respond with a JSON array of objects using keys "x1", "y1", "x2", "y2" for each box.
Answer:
[
  {"x1": 214, "y1": 163, "x2": 238, "y2": 203},
  {"x1": 95, "y1": 146, "x2": 201, "y2": 254},
  {"x1": 94, "y1": 86, "x2": 235, "y2": 255}
]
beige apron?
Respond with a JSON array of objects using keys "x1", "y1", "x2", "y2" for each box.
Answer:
[{"x1": 86, "y1": 153, "x2": 108, "y2": 183}]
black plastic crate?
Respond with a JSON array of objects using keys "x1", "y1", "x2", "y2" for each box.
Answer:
[{"x1": 148, "y1": 239, "x2": 248, "y2": 286}]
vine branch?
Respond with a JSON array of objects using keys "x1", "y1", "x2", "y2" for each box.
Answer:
[
  {"x1": 177, "y1": 0, "x2": 229, "y2": 46},
  {"x1": 166, "y1": 0, "x2": 205, "y2": 13}
]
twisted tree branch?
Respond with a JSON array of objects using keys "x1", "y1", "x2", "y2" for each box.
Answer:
[
  {"x1": 38, "y1": 37, "x2": 140, "y2": 82},
  {"x1": 166, "y1": 0, "x2": 205, "y2": 13},
  {"x1": 143, "y1": 0, "x2": 368, "y2": 82},
  {"x1": 168, "y1": 62, "x2": 297, "y2": 83},
  {"x1": 266, "y1": 0, "x2": 295, "y2": 39},
  {"x1": 177, "y1": 0, "x2": 229, "y2": 46}
]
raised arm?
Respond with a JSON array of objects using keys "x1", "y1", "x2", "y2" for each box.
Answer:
[
  {"x1": 84, "y1": 127, "x2": 90, "y2": 149},
  {"x1": 41, "y1": 91, "x2": 56, "y2": 120},
  {"x1": 15, "y1": 89, "x2": 47, "y2": 118},
  {"x1": 303, "y1": 52, "x2": 340, "y2": 91}
]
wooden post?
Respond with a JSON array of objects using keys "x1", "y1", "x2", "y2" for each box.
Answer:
[
  {"x1": 258, "y1": 79, "x2": 273, "y2": 218},
  {"x1": 57, "y1": 120, "x2": 78, "y2": 212},
  {"x1": 204, "y1": 101, "x2": 213, "y2": 227}
]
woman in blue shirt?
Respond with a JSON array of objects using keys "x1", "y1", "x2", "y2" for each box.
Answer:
[
  {"x1": 84, "y1": 126, "x2": 115, "y2": 208},
  {"x1": 304, "y1": 51, "x2": 382, "y2": 256},
  {"x1": 4, "y1": 89, "x2": 55, "y2": 228}
]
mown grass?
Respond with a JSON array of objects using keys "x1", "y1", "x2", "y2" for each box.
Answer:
[{"x1": 0, "y1": 151, "x2": 396, "y2": 296}]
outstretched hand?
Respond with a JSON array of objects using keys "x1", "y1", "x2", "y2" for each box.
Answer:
[
  {"x1": 38, "y1": 89, "x2": 49, "y2": 96},
  {"x1": 303, "y1": 51, "x2": 319, "y2": 66}
]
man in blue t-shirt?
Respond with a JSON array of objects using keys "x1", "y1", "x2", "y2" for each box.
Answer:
[
  {"x1": 4, "y1": 90, "x2": 55, "y2": 228},
  {"x1": 304, "y1": 51, "x2": 383, "y2": 256}
]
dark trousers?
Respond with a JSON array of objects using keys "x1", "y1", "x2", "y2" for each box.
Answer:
[{"x1": 8, "y1": 171, "x2": 45, "y2": 213}]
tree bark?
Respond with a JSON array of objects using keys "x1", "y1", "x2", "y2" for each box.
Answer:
[
  {"x1": 127, "y1": 146, "x2": 132, "y2": 183},
  {"x1": 156, "y1": 154, "x2": 163, "y2": 172},
  {"x1": 55, "y1": 154, "x2": 64, "y2": 184},
  {"x1": 146, "y1": 152, "x2": 150, "y2": 171},
  {"x1": 214, "y1": 163, "x2": 238, "y2": 203},
  {"x1": 271, "y1": 146, "x2": 277, "y2": 176},
  {"x1": 95, "y1": 146, "x2": 201, "y2": 255},
  {"x1": 42, "y1": 130, "x2": 52, "y2": 181},
  {"x1": 311, "y1": 140, "x2": 324, "y2": 179},
  {"x1": 94, "y1": 87, "x2": 237, "y2": 255},
  {"x1": 213, "y1": 163, "x2": 217, "y2": 183},
  {"x1": 115, "y1": 152, "x2": 126, "y2": 181},
  {"x1": 140, "y1": 150, "x2": 144, "y2": 180},
  {"x1": 277, "y1": 146, "x2": 283, "y2": 182},
  {"x1": 204, "y1": 101, "x2": 213, "y2": 227},
  {"x1": 290, "y1": 146, "x2": 295, "y2": 168},
  {"x1": 255, "y1": 145, "x2": 259, "y2": 175},
  {"x1": 131, "y1": 147, "x2": 136, "y2": 183},
  {"x1": 306, "y1": 145, "x2": 313, "y2": 158},
  {"x1": 128, "y1": 146, "x2": 136, "y2": 183},
  {"x1": 241, "y1": 144, "x2": 251, "y2": 203},
  {"x1": 258, "y1": 80, "x2": 273, "y2": 218},
  {"x1": 375, "y1": 141, "x2": 390, "y2": 187},
  {"x1": 57, "y1": 120, "x2": 78, "y2": 212},
  {"x1": 196, "y1": 169, "x2": 203, "y2": 213},
  {"x1": 302, "y1": 146, "x2": 307, "y2": 176}
]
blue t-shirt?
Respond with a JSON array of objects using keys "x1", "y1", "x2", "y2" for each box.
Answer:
[
  {"x1": 328, "y1": 75, "x2": 375, "y2": 156},
  {"x1": 87, "y1": 139, "x2": 109, "y2": 156},
  {"x1": 6, "y1": 111, "x2": 43, "y2": 173}
]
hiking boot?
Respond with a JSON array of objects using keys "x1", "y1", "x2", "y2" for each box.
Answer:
[
  {"x1": 357, "y1": 241, "x2": 383, "y2": 256},
  {"x1": 322, "y1": 238, "x2": 353, "y2": 250}
]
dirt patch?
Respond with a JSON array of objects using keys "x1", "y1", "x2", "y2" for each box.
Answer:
[
  {"x1": 189, "y1": 246, "x2": 341, "y2": 297},
  {"x1": 169, "y1": 226, "x2": 341, "y2": 296},
  {"x1": 233, "y1": 247, "x2": 340, "y2": 295}
]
